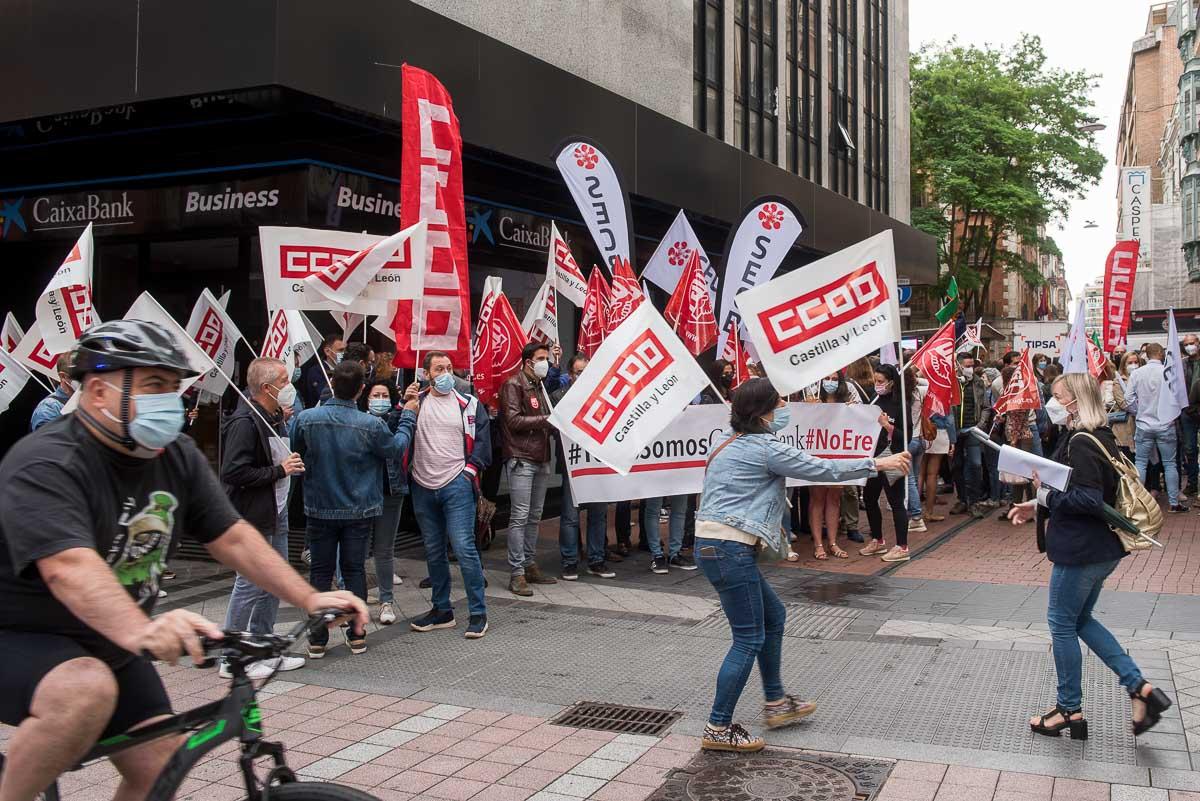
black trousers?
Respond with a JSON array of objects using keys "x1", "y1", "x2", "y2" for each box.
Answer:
[{"x1": 864, "y1": 473, "x2": 909, "y2": 547}]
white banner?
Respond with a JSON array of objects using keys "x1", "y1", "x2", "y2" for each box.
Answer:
[
  {"x1": 522, "y1": 279, "x2": 558, "y2": 345},
  {"x1": 780, "y1": 402, "x2": 881, "y2": 487},
  {"x1": 1120, "y1": 166, "x2": 1152, "y2": 264},
  {"x1": 302, "y1": 220, "x2": 427, "y2": 307},
  {"x1": 261, "y1": 309, "x2": 316, "y2": 369},
  {"x1": 642, "y1": 210, "x2": 716, "y2": 302},
  {"x1": 548, "y1": 303, "x2": 708, "y2": 475},
  {"x1": 35, "y1": 222, "x2": 97, "y2": 354},
  {"x1": 554, "y1": 139, "x2": 632, "y2": 273},
  {"x1": 2, "y1": 312, "x2": 24, "y2": 353},
  {"x1": 13, "y1": 332, "x2": 62, "y2": 382},
  {"x1": 186, "y1": 288, "x2": 243, "y2": 394},
  {"x1": 259, "y1": 226, "x2": 405, "y2": 314},
  {"x1": 548, "y1": 222, "x2": 588, "y2": 307},
  {"x1": 715, "y1": 198, "x2": 805, "y2": 355},
  {"x1": 739, "y1": 230, "x2": 902, "y2": 397},
  {"x1": 0, "y1": 346, "x2": 32, "y2": 415}
]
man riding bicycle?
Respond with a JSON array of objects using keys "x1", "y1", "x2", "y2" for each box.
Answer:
[{"x1": 0, "y1": 320, "x2": 368, "y2": 801}]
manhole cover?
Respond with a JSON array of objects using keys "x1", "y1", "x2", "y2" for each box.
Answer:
[
  {"x1": 648, "y1": 749, "x2": 893, "y2": 801},
  {"x1": 551, "y1": 702, "x2": 682, "y2": 736}
]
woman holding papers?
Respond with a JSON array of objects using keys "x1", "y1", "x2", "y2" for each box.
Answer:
[
  {"x1": 694, "y1": 378, "x2": 911, "y2": 752},
  {"x1": 1008, "y1": 374, "x2": 1172, "y2": 740},
  {"x1": 859, "y1": 364, "x2": 917, "y2": 562}
]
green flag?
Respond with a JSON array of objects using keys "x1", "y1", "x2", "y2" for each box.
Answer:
[
  {"x1": 1090, "y1": 331, "x2": 1102, "y2": 349},
  {"x1": 934, "y1": 276, "x2": 959, "y2": 325}
]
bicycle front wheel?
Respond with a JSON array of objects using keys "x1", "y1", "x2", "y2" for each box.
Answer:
[{"x1": 267, "y1": 781, "x2": 381, "y2": 801}]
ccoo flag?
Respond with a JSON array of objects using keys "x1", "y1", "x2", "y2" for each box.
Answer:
[
  {"x1": 2, "y1": 312, "x2": 24, "y2": 353},
  {"x1": 578, "y1": 268, "x2": 611, "y2": 358},
  {"x1": 303, "y1": 221, "x2": 427, "y2": 308},
  {"x1": 522, "y1": 278, "x2": 559, "y2": 345},
  {"x1": 663, "y1": 249, "x2": 718, "y2": 356},
  {"x1": 0, "y1": 345, "x2": 32, "y2": 416},
  {"x1": 186, "y1": 288, "x2": 245, "y2": 394},
  {"x1": 546, "y1": 223, "x2": 588, "y2": 307}
]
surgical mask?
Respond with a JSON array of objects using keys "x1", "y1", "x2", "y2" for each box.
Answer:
[
  {"x1": 291, "y1": 367, "x2": 301, "y2": 383},
  {"x1": 960, "y1": 367, "x2": 973, "y2": 380},
  {"x1": 272, "y1": 383, "x2": 297, "y2": 409},
  {"x1": 874, "y1": 382, "x2": 891, "y2": 395},
  {"x1": 1046, "y1": 397, "x2": 1071, "y2": 426},
  {"x1": 1188, "y1": 345, "x2": 1199, "y2": 356},
  {"x1": 532, "y1": 360, "x2": 550, "y2": 380},
  {"x1": 433, "y1": 372, "x2": 455, "y2": 394},
  {"x1": 1127, "y1": 363, "x2": 1139, "y2": 373},
  {"x1": 368, "y1": 398, "x2": 391, "y2": 416},
  {"x1": 766, "y1": 405, "x2": 791, "y2": 432},
  {"x1": 101, "y1": 381, "x2": 185, "y2": 451},
  {"x1": 821, "y1": 380, "x2": 839, "y2": 394},
  {"x1": 1036, "y1": 360, "x2": 1047, "y2": 369}
]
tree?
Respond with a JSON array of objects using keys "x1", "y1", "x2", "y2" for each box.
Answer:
[{"x1": 910, "y1": 35, "x2": 1105, "y2": 317}]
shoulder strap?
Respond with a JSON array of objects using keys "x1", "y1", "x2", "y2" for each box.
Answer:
[
  {"x1": 705, "y1": 434, "x2": 742, "y2": 472},
  {"x1": 1069, "y1": 431, "x2": 1121, "y2": 470}
]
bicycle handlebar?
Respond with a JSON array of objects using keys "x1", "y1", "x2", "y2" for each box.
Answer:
[{"x1": 190, "y1": 609, "x2": 349, "y2": 667}]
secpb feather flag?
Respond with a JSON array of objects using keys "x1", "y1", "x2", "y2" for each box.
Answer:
[
  {"x1": 1103, "y1": 240, "x2": 1140, "y2": 352},
  {"x1": 910, "y1": 319, "x2": 958, "y2": 417},
  {"x1": 186, "y1": 288, "x2": 245, "y2": 394},
  {"x1": 303, "y1": 221, "x2": 427, "y2": 307},
  {"x1": 642, "y1": 209, "x2": 716, "y2": 303},
  {"x1": 578, "y1": 267, "x2": 610, "y2": 357},
  {"x1": 549, "y1": 303, "x2": 709, "y2": 475},
  {"x1": 606, "y1": 257, "x2": 644, "y2": 334},
  {"x1": 35, "y1": 222, "x2": 97, "y2": 354},
  {"x1": 522, "y1": 278, "x2": 559, "y2": 345},
  {"x1": 554, "y1": 138, "x2": 634, "y2": 273},
  {"x1": 664, "y1": 249, "x2": 717, "y2": 356},
  {"x1": 2, "y1": 313, "x2": 24, "y2": 353},
  {"x1": 993, "y1": 349, "x2": 1043, "y2": 415},
  {"x1": 547, "y1": 223, "x2": 588, "y2": 307},
  {"x1": 0, "y1": 345, "x2": 32, "y2": 415},
  {"x1": 720, "y1": 320, "x2": 752, "y2": 389},
  {"x1": 393, "y1": 65, "x2": 471, "y2": 368},
  {"x1": 738, "y1": 230, "x2": 902, "y2": 398},
  {"x1": 261, "y1": 309, "x2": 316, "y2": 369}
]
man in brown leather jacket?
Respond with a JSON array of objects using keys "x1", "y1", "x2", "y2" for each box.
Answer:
[{"x1": 499, "y1": 342, "x2": 558, "y2": 596}]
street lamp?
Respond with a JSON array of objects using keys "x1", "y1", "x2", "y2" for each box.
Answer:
[
  {"x1": 1083, "y1": 220, "x2": 1099, "y2": 229},
  {"x1": 1078, "y1": 122, "x2": 1107, "y2": 133}
]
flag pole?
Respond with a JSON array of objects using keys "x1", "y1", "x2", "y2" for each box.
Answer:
[{"x1": 897, "y1": 338, "x2": 910, "y2": 510}]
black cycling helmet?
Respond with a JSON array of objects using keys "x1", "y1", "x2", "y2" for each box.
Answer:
[{"x1": 69, "y1": 319, "x2": 199, "y2": 379}]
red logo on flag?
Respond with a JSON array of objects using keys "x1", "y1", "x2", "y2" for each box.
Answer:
[
  {"x1": 757, "y1": 262, "x2": 889, "y2": 352},
  {"x1": 758, "y1": 203, "x2": 784, "y2": 230},
  {"x1": 573, "y1": 144, "x2": 599, "y2": 170},
  {"x1": 61, "y1": 285, "x2": 94, "y2": 337},
  {"x1": 29, "y1": 339, "x2": 57, "y2": 370},
  {"x1": 261, "y1": 311, "x2": 290, "y2": 360},
  {"x1": 573, "y1": 329, "x2": 672, "y2": 443},
  {"x1": 279, "y1": 245, "x2": 411, "y2": 280},
  {"x1": 668, "y1": 242, "x2": 690, "y2": 267},
  {"x1": 194, "y1": 308, "x2": 225, "y2": 358}
]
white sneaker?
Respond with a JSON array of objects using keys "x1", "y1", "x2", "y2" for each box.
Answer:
[
  {"x1": 393, "y1": 574, "x2": 404, "y2": 586},
  {"x1": 379, "y1": 602, "x2": 397, "y2": 625},
  {"x1": 908, "y1": 518, "x2": 928, "y2": 533},
  {"x1": 245, "y1": 656, "x2": 305, "y2": 680},
  {"x1": 218, "y1": 662, "x2": 233, "y2": 679},
  {"x1": 157, "y1": 589, "x2": 167, "y2": 598}
]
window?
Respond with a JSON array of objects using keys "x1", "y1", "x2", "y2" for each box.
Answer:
[
  {"x1": 863, "y1": 0, "x2": 888, "y2": 211},
  {"x1": 785, "y1": 0, "x2": 821, "y2": 181},
  {"x1": 828, "y1": 0, "x2": 858, "y2": 200},
  {"x1": 694, "y1": 0, "x2": 724, "y2": 138},
  {"x1": 734, "y1": 0, "x2": 778, "y2": 161}
]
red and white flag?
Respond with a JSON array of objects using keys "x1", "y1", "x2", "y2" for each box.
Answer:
[
  {"x1": 1086, "y1": 338, "x2": 1107, "y2": 380},
  {"x1": 605, "y1": 257, "x2": 643, "y2": 334},
  {"x1": 522, "y1": 279, "x2": 559, "y2": 345},
  {"x1": 547, "y1": 223, "x2": 588, "y2": 307},
  {"x1": 13, "y1": 332, "x2": 61, "y2": 383},
  {"x1": 720, "y1": 320, "x2": 752, "y2": 389},
  {"x1": 0, "y1": 346, "x2": 32, "y2": 415},
  {"x1": 1103, "y1": 240, "x2": 1140, "y2": 352},
  {"x1": 471, "y1": 282, "x2": 527, "y2": 411},
  {"x1": 993, "y1": 349, "x2": 1043, "y2": 415},
  {"x1": 642, "y1": 209, "x2": 716, "y2": 303},
  {"x1": 664, "y1": 249, "x2": 717, "y2": 356},
  {"x1": 259, "y1": 227, "x2": 406, "y2": 314},
  {"x1": 186, "y1": 289, "x2": 244, "y2": 394},
  {"x1": 125, "y1": 293, "x2": 222, "y2": 395},
  {"x1": 957, "y1": 318, "x2": 983, "y2": 354},
  {"x1": 261, "y1": 309, "x2": 316, "y2": 369},
  {"x1": 910, "y1": 319, "x2": 959, "y2": 417},
  {"x1": 549, "y1": 303, "x2": 709, "y2": 474},
  {"x1": 391, "y1": 65, "x2": 471, "y2": 368},
  {"x1": 2, "y1": 312, "x2": 24, "y2": 353},
  {"x1": 35, "y1": 222, "x2": 97, "y2": 353},
  {"x1": 304, "y1": 221, "x2": 427, "y2": 307},
  {"x1": 578, "y1": 267, "x2": 611, "y2": 358}
]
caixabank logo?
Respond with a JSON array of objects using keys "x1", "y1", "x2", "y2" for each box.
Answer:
[{"x1": 0, "y1": 198, "x2": 26, "y2": 239}]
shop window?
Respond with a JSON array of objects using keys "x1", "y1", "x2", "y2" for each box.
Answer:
[
  {"x1": 734, "y1": 0, "x2": 779, "y2": 162},
  {"x1": 694, "y1": 0, "x2": 725, "y2": 139},
  {"x1": 786, "y1": 0, "x2": 822, "y2": 182}
]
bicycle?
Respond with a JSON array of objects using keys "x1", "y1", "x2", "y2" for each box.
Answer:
[{"x1": 0, "y1": 610, "x2": 379, "y2": 801}]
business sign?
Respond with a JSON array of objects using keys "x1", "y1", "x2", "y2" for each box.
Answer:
[
  {"x1": 1012, "y1": 320, "x2": 1070, "y2": 358},
  {"x1": 1120, "y1": 166, "x2": 1152, "y2": 265}
]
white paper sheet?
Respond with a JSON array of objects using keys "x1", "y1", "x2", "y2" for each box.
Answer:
[{"x1": 996, "y1": 445, "x2": 1073, "y2": 491}]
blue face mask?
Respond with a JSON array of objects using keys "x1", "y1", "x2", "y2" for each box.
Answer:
[
  {"x1": 767, "y1": 405, "x2": 790, "y2": 433},
  {"x1": 368, "y1": 398, "x2": 391, "y2": 416},
  {"x1": 102, "y1": 381, "x2": 185, "y2": 451},
  {"x1": 433, "y1": 372, "x2": 455, "y2": 394},
  {"x1": 821, "y1": 380, "x2": 839, "y2": 394}
]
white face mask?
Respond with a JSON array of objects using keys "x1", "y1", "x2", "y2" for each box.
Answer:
[
  {"x1": 1188, "y1": 344, "x2": 1199, "y2": 356},
  {"x1": 1045, "y1": 397, "x2": 1071, "y2": 426},
  {"x1": 269, "y1": 382, "x2": 297, "y2": 409},
  {"x1": 1127, "y1": 363, "x2": 1139, "y2": 373},
  {"x1": 532, "y1": 360, "x2": 550, "y2": 380},
  {"x1": 960, "y1": 367, "x2": 973, "y2": 380}
]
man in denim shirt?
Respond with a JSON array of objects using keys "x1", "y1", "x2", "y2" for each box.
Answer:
[
  {"x1": 293, "y1": 360, "x2": 418, "y2": 657},
  {"x1": 29, "y1": 354, "x2": 75, "y2": 432}
]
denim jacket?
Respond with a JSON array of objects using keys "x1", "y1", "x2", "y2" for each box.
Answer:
[
  {"x1": 293, "y1": 399, "x2": 416, "y2": 520},
  {"x1": 30, "y1": 387, "x2": 69, "y2": 432},
  {"x1": 696, "y1": 432, "x2": 876, "y2": 550}
]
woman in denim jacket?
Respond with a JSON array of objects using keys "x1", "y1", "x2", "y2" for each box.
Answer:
[{"x1": 694, "y1": 379, "x2": 912, "y2": 752}]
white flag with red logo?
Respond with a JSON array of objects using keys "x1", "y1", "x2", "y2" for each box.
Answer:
[
  {"x1": 303, "y1": 221, "x2": 427, "y2": 307},
  {"x1": 910, "y1": 319, "x2": 960, "y2": 417},
  {"x1": 13, "y1": 332, "x2": 62, "y2": 383},
  {"x1": 554, "y1": 139, "x2": 633, "y2": 273},
  {"x1": 578, "y1": 267, "x2": 611, "y2": 358},
  {"x1": 642, "y1": 210, "x2": 716, "y2": 303},
  {"x1": 471, "y1": 282, "x2": 527, "y2": 412},
  {"x1": 957, "y1": 318, "x2": 983, "y2": 354},
  {"x1": 35, "y1": 222, "x2": 97, "y2": 353},
  {"x1": 993, "y1": 349, "x2": 1043, "y2": 415},
  {"x1": 549, "y1": 303, "x2": 709, "y2": 475},
  {"x1": 2, "y1": 313, "x2": 24, "y2": 353},
  {"x1": 605, "y1": 257, "x2": 643, "y2": 335},
  {"x1": 737, "y1": 230, "x2": 901, "y2": 397},
  {"x1": 664, "y1": 249, "x2": 717, "y2": 356},
  {"x1": 125, "y1": 292, "x2": 223, "y2": 395},
  {"x1": 0, "y1": 345, "x2": 32, "y2": 415},
  {"x1": 547, "y1": 223, "x2": 588, "y2": 307},
  {"x1": 186, "y1": 288, "x2": 244, "y2": 394},
  {"x1": 261, "y1": 309, "x2": 316, "y2": 369},
  {"x1": 522, "y1": 279, "x2": 559, "y2": 345},
  {"x1": 720, "y1": 320, "x2": 752, "y2": 389}
]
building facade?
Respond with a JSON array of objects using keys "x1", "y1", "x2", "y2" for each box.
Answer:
[{"x1": 1083, "y1": 278, "x2": 1105, "y2": 339}]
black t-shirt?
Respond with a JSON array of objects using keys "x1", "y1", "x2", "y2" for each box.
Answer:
[{"x1": 0, "y1": 415, "x2": 240, "y2": 666}]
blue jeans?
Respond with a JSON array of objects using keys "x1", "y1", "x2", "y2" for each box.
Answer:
[
  {"x1": 224, "y1": 509, "x2": 288, "y2": 635},
  {"x1": 696, "y1": 539, "x2": 786, "y2": 726},
  {"x1": 307, "y1": 517, "x2": 372, "y2": 644},
  {"x1": 641, "y1": 495, "x2": 687, "y2": 559},
  {"x1": 1047, "y1": 559, "x2": 1142, "y2": 710},
  {"x1": 1135, "y1": 426, "x2": 1180, "y2": 507},
  {"x1": 955, "y1": 435, "x2": 983, "y2": 505},
  {"x1": 411, "y1": 474, "x2": 487, "y2": 618},
  {"x1": 1183, "y1": 416, "x2": 1199, "y2": 489},
  {"x1": 372, "y1": 494, "x2": 404, "y2": 603},
  {"x1": 559, "y1": 477, "x2": 608, "y2": 567},
  {"x1": 907, "y1": 437, "x2": 924, "y2": 519}
]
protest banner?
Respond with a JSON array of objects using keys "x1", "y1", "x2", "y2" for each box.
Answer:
[
  {"x1": 554, "y1": 138, "x2": 634, "y2": 273},
  {"x1": 35, "y1": 222, "x2": 97, "y2": 354},
  {"x1": 1103, "y1": 240, "x2": 1139, "y2": 352},
  {"x1": 642, "y1": 209, "x2": 716, "y2": 302},
  {"x1": 549, "y1": 303, "x2": 708, "y2": 475},
  {"x1": 779, "y1": 402, "x2": 882, "y2": 487},
  {"x1": 738, "y1": 230, "x2": 902, "y2": 397},
  {"x1": 303, "y1": 220, "x2": 427, "y2": 307}
]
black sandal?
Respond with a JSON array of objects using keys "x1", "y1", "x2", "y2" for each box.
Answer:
[
  {"x1": 1030, "y1": 705, "x2": 1087, "y2": 740},
  {"x1": 1131, "y1": 680, "x2": 1173, "y2": 736}
]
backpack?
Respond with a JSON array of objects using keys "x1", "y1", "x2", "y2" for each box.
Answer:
[{"x1": 1069, "y1": 432, "x2": 1160, "y2": 552}]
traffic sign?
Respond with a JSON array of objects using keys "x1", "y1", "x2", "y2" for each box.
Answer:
[{"x1": 898, "y1": 286, "x2": 912, "y2": 305}]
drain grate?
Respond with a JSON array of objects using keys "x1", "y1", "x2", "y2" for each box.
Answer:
[{"x1": 552, "y1": 701, "x2": 682, "y2": 736}]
